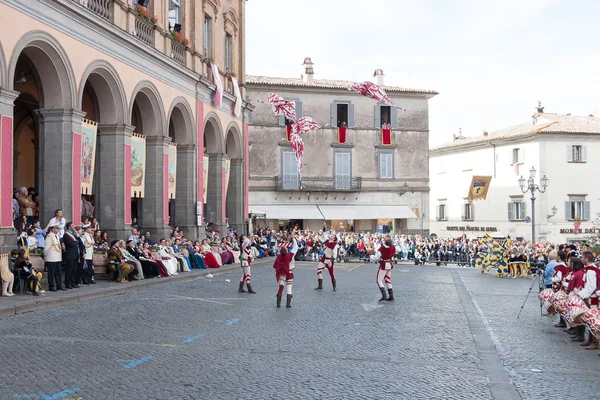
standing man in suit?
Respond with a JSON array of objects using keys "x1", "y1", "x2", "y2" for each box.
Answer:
[
  {"x1": 62, "y1": 222, "x2": 79, "y2": 289},
  {"x1": 43, "y1": 223, "x2": 63, "y2": 291}
]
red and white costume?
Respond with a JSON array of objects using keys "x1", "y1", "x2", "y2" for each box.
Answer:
[
  {"x1": 371, "y1": 243, "x2": 395, "y2": 290},
  {"x1": 275, "y1": 239, "x2": 298, "y2": 296},
  {"x1": 240, "y1": 238, "x2": 253, "y2": 285},
  {"x1": 580, "y1": 264, "x2": 599, "y2": 308},
  {"x1": 317, "y1": 235, "x2": 338, "y2": 283}
]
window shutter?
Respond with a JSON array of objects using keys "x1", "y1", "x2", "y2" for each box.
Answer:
[
  {"x1": 379, "y1": 154, "x2": 385, "y2": 179},
  {"x1": 278, "y1": 115, "x2": 285, "y2": 126},
  {"x1": 374, "y1": 105, "x2": 381, "y2": 129},
  {"x1": 330, "y1": 103, "x2": 337, "y2": 127},
  {"x1": 461, "y1": 204, "x2": 465, "y2": 220},
  {"x1": 387, "y1": 153, "x2": 393, "y2": 178},
  {"x1": 565, "y1": 201, "x2": 572, "y2": 220},
  {"x1": 348, "y1": 103, "x2": 355, "y2": 128},
  {"x1": 519, "y1": 202, "x2": 526, "y2": 220},
  {"x1": 566, "y1": 145, "x2": 573, "y2": 162},
  {"x1": 508, "y1": 203, "x2": 514, "y2": 220},
  {"x1": 390, "y1": 106, "x2": 398, "y2": 129},
  {"x1": 436, "y1": 205, "x2": 441, "y2": 221},
  {"x1": 470, "y1": 204, "x2": 475, "y2": 220},
  {"x1": 582, "y1": 146, "x2": 588, "y2": 162},
  {"x1": 295, "y1": 101, "x2": 303, "y2": 119},
  {"x1": 584, "y1": 201, "x2": 591, "y2": 220},
  {"x1": 518, "y1": 148, "x2": 524, "y2": 164}
]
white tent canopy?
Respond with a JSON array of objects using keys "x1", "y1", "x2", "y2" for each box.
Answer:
[{"x1": 249, "y1": 205, "x2": 416, "y2": 220}]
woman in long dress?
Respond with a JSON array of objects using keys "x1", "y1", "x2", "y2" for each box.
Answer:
[
  {"x1": 189, "y1": 240, "x2": 207, "y2": 269},
  {"x1": 201, "y1": 239, "x2": 221, "y2": 268},
  {"x1": 225, "y1": 237, "x2": 241, "y2": 264},
  {"x1": 143, "y1": 243, "x2": 169, "y2": 277},
  {"x1": 158, "y1": 242, "x2": 178, "y2": 275},
  {"x1": 173, "y1": 239, "x2": 192, "y2": 271}
]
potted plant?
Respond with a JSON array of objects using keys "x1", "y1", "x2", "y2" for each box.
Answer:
[
  {"x1": 170, "y1": 30, "x2": 190, "y2": 46},
  {"x1": 226, "y1": 71, "x2": 237, "y2": 78}
]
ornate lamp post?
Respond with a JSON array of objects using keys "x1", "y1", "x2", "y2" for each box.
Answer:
[{"x1": 518, "y1": 166, "x2": 549, "y2": 243}]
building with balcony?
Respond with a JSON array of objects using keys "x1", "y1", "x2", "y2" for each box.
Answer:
[
  {"x1": 0, "y1": 0, "x2": 252, "y2": 248},
  {"x1": 246, "y1": 60, "x2": 436, "y2": 234},
  {"x1": 429, "y1": 109, "x2": 600, "y2": 243}
]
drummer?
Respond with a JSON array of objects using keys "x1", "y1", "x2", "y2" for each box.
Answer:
[{"x1": 579, "y1": 251, "x2": 599, "y2": 349}]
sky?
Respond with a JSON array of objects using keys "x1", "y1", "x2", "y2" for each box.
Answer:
[{"x1": 245, "y1": 0, "x2": 600, "y2": 146}]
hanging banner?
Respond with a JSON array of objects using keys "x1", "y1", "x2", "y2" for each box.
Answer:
[
  {"x1": 168, "y1": 143, "x2": 177, "y2": 199},
  {"x1": 223, "y1": 158, "x2": 231, "y2": 199},
  {"x1": 285, "y1": 125, "x2": 292, "y2": 142},
  {"x1": 467, "y1": 175, "x2": 493, "y2": 201},
  {"x1": 80, "y1": 119, "x2": 98, "y2": 195},
  {"x1": 130, "y1": 133, "x2": 146, "y2": 198},
  {"x1": 338, "y1": 127, "x2": 347, "y2": 144},
  {"x1": 211, "y1": 62, "x2": 223, "y2": 107},
  {"x1": 232, "y1": 76, "x2": 242, "y2": 117},
  {"x1": 203, "y1": 155, "x2": 209, "y2": 204},
  {"x1": 382, "y1": 128, "x2": 392, "y2": 145}
]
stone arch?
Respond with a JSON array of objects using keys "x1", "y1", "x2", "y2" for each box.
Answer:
[
  {"x1": 225, "y1": 121, "x2": 243, "y2": 160},
  {"x1": 0, "y1": 41, "x2": 7, "y2": 88},
  {"x1": 8, "y1": 30, "x2": 77, "y2": 109},
  {"x1": 129, "y1": 80, "x2": 166, "y2": 136},
  {"x1": 167, "y1": 97, "x2": 195, "y2": 145},
  {"x1": 203, "y1": 111, "x2": 224, "y2": 153},
  {"x1": 78, "y1": 60, "x2": 127, "y2": 124}
]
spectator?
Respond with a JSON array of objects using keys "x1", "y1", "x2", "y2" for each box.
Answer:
[
  {"x1": 17, "y1": 187, "x2": 36, "y2": 225},
  {"x1": 91, "y1": 217, "x2": 100, "y2": 232},
  {"x1": 45, "y1": 209, "x2": 66, "y2": 238},
  {"x1": 128, "y1": 228, "x2": 140, "y2": 247},
  {"x1": 144, "y1": 232, "x2": 154, "y2": 246},
  {"x1": 14, "y1": 249, "x2": 44, "y2": 296},
  {"x1": 543, "y1": 251, "x2": 558, "y2": 289},
  {"x1": 33, "y1": 220, "x2": 46, "y2": 250}
]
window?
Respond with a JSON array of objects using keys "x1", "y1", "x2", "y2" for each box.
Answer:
[
  {"x1": 278, "y1": 101, "x2": 302, "y2": 125},
  {"x1": 436, "y1": 204, "x2": 447, "y2": 221},
  {"x1": 334, "y1": 152, "x2": 351, "y2": 190},
  {"x1": 330, "y1": 102, "x2": 355, "y2": 128},
  {"x1": 168, "y1": 0, "x2": 180, "y2": 30},
  {"x1": 380, "y1": 105, "x2": 391, "y2": 128},
  {"x1": 204, "y1": 15, "x2": 212, "y2": 57},
  {"x1": 225, "y1": 34, "x2": 232, "y2": 72},
  {"x1": 565, "y1": 199, "x2": 590, "y2": 220},
  {"x1": 282, "y1": 151, "x2": 299, "y2": 190},
  {"x1": 379, "y1": 152, "x2": 393, "y2": 179},
  {"x1": 567, "y1": 145, "x2": 587, "y2": 163},
  {"x1": 508, "y1": 201, "x2": 526, "y2": 221},
  {"x1": 375, "y1": 104, "x2": 397, "y2": 129},
  {"x1": 511, "y1": 148, "x2": 522, "y2": 165},
  {"x1": 462, "y1": 203, "x2": 474, "y2": 221}
]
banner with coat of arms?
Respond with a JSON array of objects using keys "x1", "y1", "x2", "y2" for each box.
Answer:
[
  {"x1": 130, "y1": 133, "x2": 146, "y2": 198},
  {"x1": 80, "y1": 119, "x2": 98, "y2": 194},
  {"x1": 223, "y1": 158, "x2": 231, "y2": 199},
  {"x1": 168, "y1": 143, "x2": 177, "y2": 199},
  {"x1": 467, "y1": 175, "x2": 492, "y2": 201},
  {"x1": 203, "y1": 155, "x2": 209, "y2": 204}
]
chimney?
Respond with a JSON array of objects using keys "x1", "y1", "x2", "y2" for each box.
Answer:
[
  {"x1": 483, "y1": 130, "x2": 488, "y2": 137},
  {"x1": 373, "y1": 68, "x2": 385, "y2": 86},
  {"x1": 536, "y1": 100, "x2": 544, "y2": 113},
  {"x1": 302, "y1": 57, "x2": 314, "y2": 83}
]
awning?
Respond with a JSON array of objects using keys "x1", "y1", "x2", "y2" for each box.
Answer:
[
  {"x1": 319, "y1": 205, "x2": 417, "y2": 220},
  {"x1": 249, "y1": 205, "x2": 416, "y2": 220}
]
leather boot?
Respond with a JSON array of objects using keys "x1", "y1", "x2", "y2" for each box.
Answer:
[
  {"x1": 580, "y1": 331, "x2": 594, "y2": 347},
  {"x1": 585, "y1": 337, "x2": 599, "y2": 350},
  {"x1": 238, "y1": 282, "x2": 246, "y2": 293},
  {"x1": 247, "y1": 283, "x2": 256, "y2": 294},
  {"x1": 554, "y1": 317, "x2": 567, "y2": 328},
  {"x1": 314, "y1": 278, "x2": 323, "y2": 290},
  {"x1": 571, "y1": 326, "x2": 586, "y2": 342},
  {"x1": 286, "y1": 294, "x2": 292, "y2": 308},
  {"x1": 378, "y1": 287, "x2": 388, "y2": 302},
  {"x1": 276, "y1": 293, "x2": 282, "y2": 308},
  {"x1": 332, "y1": 279, "x2": 337, "y2": 291},
  {"x1": 565, "y1": 326, "x2": 577, "y2": 333},
  {"x1": 386, "y1": 288, "x2": 394, "y2": 301}
]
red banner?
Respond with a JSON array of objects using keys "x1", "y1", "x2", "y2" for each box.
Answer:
[
  {"x1": 382, "y1": 128, "x2": 392, "y2": 146},
  {"x1": 286, "y1": 125, "x2": 292, "y2": 142},
  {"x1": 72, "y1": 133, "x2": 82, "y2": 224},
  {"x1": 338, "y1": 127, "x2": 347, "y2": 144},
  {"x1": 1, "y1": 116, "x2": 13, "y2": 227},
  {"x1": 124, "y1": 144, "x2": 132, "y2": 224}
]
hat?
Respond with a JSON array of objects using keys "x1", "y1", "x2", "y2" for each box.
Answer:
[
  {"x1": 49, "y1": 222, "x2": 60, "y2": 228},
  {"x1": 82, "y1": 223, "x2": 91, "y2": 229}
]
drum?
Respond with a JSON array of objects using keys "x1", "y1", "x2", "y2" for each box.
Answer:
[
  {"x1": 565, "y1": 296, "x2": 589, "y2": 325},
  {"x1": 581, "y1": 309, "x2": 600, "y2": 340},
  {"x1": 548, "y1": 290, "x2": 567, "y2": 315},
  {"x1": 538, "y1": 288, "x2": 555, "y2": 314}
]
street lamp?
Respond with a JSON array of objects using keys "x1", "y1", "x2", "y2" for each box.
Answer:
[{"x1": 518, "y1": 166, "x2": 549, "y2": 243}]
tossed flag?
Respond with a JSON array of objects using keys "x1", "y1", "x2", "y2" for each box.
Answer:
[
  {"x1": 291, "y1": 117, "x2": 321, "y2": 136},
  {"x1": 266, "y1": 92, "x2": 296, "y2": 120},
  {"x1": 290, "y1": 134, "x2": 305, "y2": 173},
  {"x1": 467, "y1": 176, "x2": 492, "y2": 201},
  {"x1": 348, "y1": 81, "x2": 393, "y2": 105}
]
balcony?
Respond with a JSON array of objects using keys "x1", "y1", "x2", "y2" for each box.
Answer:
[
  {"x1": 84, "y1": 0, "x2": 111, "y2": 21},
  {"x1": 169, "y1": 38, "x2": 186, "y2": 66},
  {"x1": 133, "y1": 15, "x2": 155, "y2": 47},
  {"x1": 276, "y1": 176, "x2": 362, "y2": 192}
]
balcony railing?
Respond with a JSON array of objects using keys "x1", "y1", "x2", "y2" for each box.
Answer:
[
  {"x1": 170, "y1": 39, "x2": 186, "y2": 65},
  {"x1": 276, "y1": 176, "x2": 362, "y2": 191},
  {"x1": 85, "y1": 0, "x2": 111, "y2": 21},
  {"x1": 133, "y1": 15, "x2": 155, "y2": 47}
]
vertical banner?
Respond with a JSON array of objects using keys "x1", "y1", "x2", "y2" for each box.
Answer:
[
  {"x1": 130, "y1": 133, "x2": 146, "y2": 197},
  {"x1": 168, "y1": 143, "x2": 177, "y2": 199},
  {"x1": 338, "y1": 127, "x2": 347, "y2": 144},
  {"x1": 223, "y1": 158, "x2": 231, "y2": 199},
  {"x1": 80, "y1": 119, "x2": 98, "y2": 195},
  {"x1": 72, "y1": 133, "x2": 82, "y2": 223},
  {"x1": 467, "y1": 176, "x2": 493, "y2": 201},
  {"x1": 197, "y1": 101, "x2": 204, "y2": 205},
  {"x1": 382, "y1": 128, "x2": 392, "y2": 145},
  {"x1": 124, "y1": 144, "x2": 132, "y2": 224},
  {"x1": 232, "y1": 76, "x2": 242, "y2": 117},
  {"x1": 0, "y1": 116, "x2": 13, "y2": 227},
  {"x1": 210, "y1": 62, "x2": 223, "y2": 107},
  {"x1": 203, "y1": 155, "x2": 209, "y2": 204},
  {"x1": 244, "y1": 122, "x2": 249, "y2": 220},
  {"x1": 285, "y1": 125, "x2": 292, "y2": 142},
  {"x1": 221, "y1": 163, "x2": 226, "y2": 222},
  {"x1": 163, "y1": 153, "x2": 169, "y2": 223}
]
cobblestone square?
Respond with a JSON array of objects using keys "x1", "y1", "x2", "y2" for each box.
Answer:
[{"x1": 0, "y1": 263, "x2": 598, "y2": 399}]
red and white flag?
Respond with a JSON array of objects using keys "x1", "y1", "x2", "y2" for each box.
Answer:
[
  {"x1": 210, "y1": 62, "x2": 223, "y2": 107},
  {"x1": 290, "y1": 134, "x2": 305, "y2": 173},
  {"x1": 266, "y1": 92, "x2": 296, "y2": 120},
  {"x1": 348, "y1": 81, "x2": 393, "y2": 105},
  {"x1": 291, "y1": 117, "x2": 321, "y2": 136}
]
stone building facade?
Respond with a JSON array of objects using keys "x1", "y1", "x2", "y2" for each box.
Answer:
[
  {"x1": 0, "y1": 0, "x2": 252, "y2": 248},
  {"x1": 246, "y1": 60, "x2": 436, "y2": 234}
]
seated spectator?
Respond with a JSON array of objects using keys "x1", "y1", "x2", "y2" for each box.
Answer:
[
  {"x1": 130, "y1": 241, "x2": 159, "y2": 279},
  {"x1": 158, "y1": 239, "x2": 179, "y2": 275},
  {"x1": 1, "y1": 250, "x2": 15, "y2": 297},
  {"x1": 14, "y1": 249, "x2": 44, "y2": 296},
  {"x1": 144, "y1": 232, "x2": 154, "y2": 246},
  {"x1": 121, "y1": 240, "x2": 144, "y2": 280},
  {"x1": 107, "y1": 240, "x2": 134, "y2": 283},
  {"x1": 90, "y1": 217, "x2": 100, "y2": 232},
  {"x1": 141, "y1": 243, "x2": 169, "y2": 277},
  {"x1": 172, "y1": 239, "x2": 192, "y2": 271},
  {"x1": 200, "y1": 239, "x2": 221, "y2": 268}
]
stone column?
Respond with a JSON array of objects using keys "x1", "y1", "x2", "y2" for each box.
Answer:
[
  {"x1": 226, "y1": 158, "x2": 245, "y2": 234},
  {"x1": 35, "y1": 108, "x2": 85, "y2": 225},
  {"x1": 171, "y1": 143, "x2": 199, "y2": 238},
  {"x1": 206, "y1": 152, "x2": 226, "y2": 234},
  {"x1": 0, "y1": 88, "x2": 19, "y2": 251},
  {"x1": 142, "y1": 135, "x2": 170, "y2": 240},
  {"x1": 96, "y1": 124, "x2": 133, "y2": 240}
]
